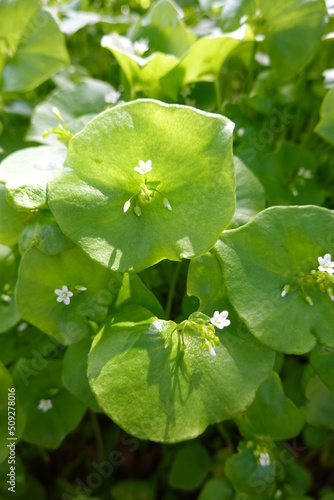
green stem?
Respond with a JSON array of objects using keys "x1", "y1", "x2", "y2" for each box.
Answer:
[
  {"x1": 214, "y1": 77, "x2": 222, "y2": 112},
  {"x1": 89, "y1": 410, "x2": 104, "y2": 462},
  {"x1": 165, "y1": 262, "x2": 182, "y2": 320},
  {"x1": 217, "y1": 423, "x2": 233, "y2": 450},
  {"x1": 244, "y1": 41, "x2": 258, "y2": 93}
]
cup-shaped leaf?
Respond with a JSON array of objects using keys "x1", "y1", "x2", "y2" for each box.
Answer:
[
  {"x1": 48, "y1": 99, "x2": 235, "y2": 273},
  {"x1": 88, "y1": 304, "x2": 274, "y2": 442},
  {"x1": 216, "y1": 206, "x2": 334, "y2": 354}
]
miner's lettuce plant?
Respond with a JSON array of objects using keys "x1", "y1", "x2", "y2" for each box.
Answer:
[{"x1": 1, "y1": 0, "x2": 334, "y2": 498}]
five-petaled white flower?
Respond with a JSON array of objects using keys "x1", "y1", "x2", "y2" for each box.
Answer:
[
  {"x1": 134, "y1": 38, "x2": 149, "y2": 55},
  {"x1": 259, "y1": 452, "x2": 270, "y2": 467},
  {"x1": 318, "y1": 253, "x2": 334, "y2": 275},
  {"x1": 38, "y1": 399, "x2": 52, "y2": 412},
  {"x1": 210, "y1": 310, "x2": 231, "y2": 330},
  {"x1": 54, "y1": 285, "x2": 73, "y2": 305},
  {"x1": 134, "y1": 160, "x2": 152, "y2": 175}
]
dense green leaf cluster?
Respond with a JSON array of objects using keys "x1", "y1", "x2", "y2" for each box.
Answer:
[{"x1": 0, "y1": 0, "x2": 334, "y2": 498}]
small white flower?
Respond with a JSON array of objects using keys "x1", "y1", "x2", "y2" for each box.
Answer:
[
  {"x1": 163, "y1": 198, "x2": 172, "y2": 211},
  {"x1": 134, "y1": 38, "x2": 149, "y2": 55},
  {"x1": 210, "y1": 310, "x2": 231, "y2": 330},
  {"x1": 134, "y1": 160, "x2": 152, "y2": 175},
  {"x1": 281, "y1": 284, "x2": 290, "y2": 298},
  {"x1": 123, "y1": 199, "x2": 131, "y2": 213},
  {"x1": 1, "y1": 294, "x2": 12, "y2": 302},
  {"x1": 259, "y1": 452, "x2": 270, "y2": 467},
  {"x1": 38, "y1": 399, "x2": 52, "y2": 412},
  {"x1": 318, "y1": 253, "x2": 334, "y2": 274},
  {"x1": 54, "y1": 285, "x2": 73, "y2": 305},
  {"x1": 17, "y1": 322, "x2": 28, "y2": 332},
  {"x1": 297, "y1": 167, "x2": 312, "y2": 179}
]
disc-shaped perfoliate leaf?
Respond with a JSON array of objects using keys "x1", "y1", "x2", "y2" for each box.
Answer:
[
  {"x1": 310, "y1": 345, "x2": 334, "y2": 393},
  {"x1": 0, "y1": 245, "x2": 20, "y2": 334},
  {"x1": 48, "y1": 100, "x2": 235, "y2": 273},
  {"x1": 88, "y1": 304, "x2": 274, "y2": 442},
  {"x1": 253, "y1": 0, "x2": 327, "y2": 80},
  {"x1": 15, "y1": 246, "x2": 125, "y2": 345},
  {"x1": 315, "y1": 87, "x2": 334, "y2": 146},
  {"x1": 216, "y1": 206, "x2": 334, "y2": 354},
  {"x1": 101, "y1": 35, "x2": 178, "y2": 98},
  {"x1": 1, "y1": 6, "x2": 70, "y2": 93},
  {"x1": 12, "y1": 359, "x2": 86, "y2": 448},
  {"x1": 0, "y1": 146, "x2": 66, "y2": 211},
  {"x1": 235, "y1": 372, "x2": 306, "y2": 440},
  {"x1": 160, "y1": 26, "x2": 252, "y2": 100},
  {"x1": 26, "y1": 78, "x2": 115, "y2": 145},
  {"x1": 228, "y1": 156, "x2": 265, "y2": 229}
]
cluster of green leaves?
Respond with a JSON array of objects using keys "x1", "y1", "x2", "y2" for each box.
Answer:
[{"x1": 1, "y1": 0, "x2": 334, "y2": 498}]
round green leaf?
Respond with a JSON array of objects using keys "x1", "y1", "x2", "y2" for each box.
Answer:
[
  {"x1": 216, "y1": 206, "x2": 334, "y2": 354},
  {"x1": 48, "y1": 99, "x2": 235, "y2": 272},
  {"x1": 310, "y1": 344, "x2": 334, "y2": 392},
  {"x1": 315, "y1": 87, "x2": 334, "y2": 146},
  {"x1": 168, "y1": 442, "x2": 210, "y2": 491},
  {"x1": 15, "y1": 246, "x2": 124, "y2": 345},
  {"x1": 12, "y1": 359, "x2": 86, "y2": 448},
  {"x1": 88, "y1": 304, "x2": 274, "y2": 442},
  {"x1": 235, "y1": 372, "x2": 306, "y2": 440}
]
